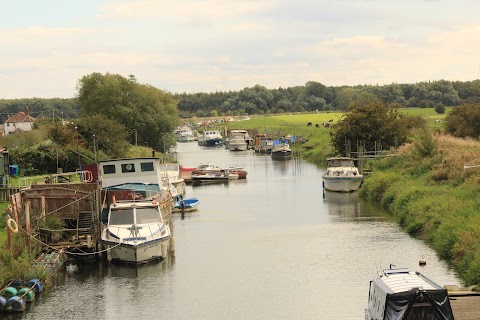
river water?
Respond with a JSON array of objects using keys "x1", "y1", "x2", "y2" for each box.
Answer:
[{"x1": 16, "y1": 142, "x2": 461, "y2": 320}]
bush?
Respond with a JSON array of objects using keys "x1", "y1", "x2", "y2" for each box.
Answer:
[{"x1": 435, "y1": 103, "x2": 446, "y2": 114}]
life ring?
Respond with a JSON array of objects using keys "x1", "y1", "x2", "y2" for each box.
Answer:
[{"x1": 7, "y1": 218, "x2": 18, "y2": 234}]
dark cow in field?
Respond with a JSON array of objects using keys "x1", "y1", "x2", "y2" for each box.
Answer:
[
  {"x1": 315, "y1": 124, "x2": 319, "y2": 128},
  {"x1": 307, "y1": 122, "x2": 312, "y2": 126}
]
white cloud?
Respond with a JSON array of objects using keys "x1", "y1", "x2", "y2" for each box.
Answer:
[
  {"x1": 2, "y1": 1, "x2": 480, "y2": 98},
  {"x1": 98, "y1": 0, "x2": 275, "y2": 24}
]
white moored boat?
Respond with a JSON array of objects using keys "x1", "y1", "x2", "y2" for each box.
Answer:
[
  {"x1": 175, "y1": 126, "x2": 195, "y2": 142},
  {"x1": 365, "y1": 266, "x2": 454, "y2": 320},
  {"x1": 227, "y1": 130, "x2": 252, "y2": 151},
  {"x1": 322, "y1": 157, "x2": 363, "y2": 192},
  {"x1": 98, "y1": 157, "x2": 175, "y2": 264},
  {"x1": 228, "y1": 135, "x2": 248, "y2": 151},
  {"x1": 101, "y1": 200, "x2": 171, "y2": 264}
]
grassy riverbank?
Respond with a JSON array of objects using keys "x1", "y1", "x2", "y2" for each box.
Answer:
[{"x1": 359, "y1": 133, "x2": 480, "y2": 285}]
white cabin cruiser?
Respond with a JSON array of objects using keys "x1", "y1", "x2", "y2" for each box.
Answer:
[
  {"x1": 101, "y1": 200, "x2": 171, "y2": 264},
  {"x1": 322, "y1": 157, "x2": 363, "y2": 192},
  {"x1": 365, "y1": 266, "x2": 454, "y2": 320},
  {"x1": 98, "y1": 158, "x2": 176, "y2": 263},
  {"x1": 175, "y1": 126, "x2": 195, "y2": 142}
]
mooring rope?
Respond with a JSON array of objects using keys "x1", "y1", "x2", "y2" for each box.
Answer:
[{"x1": 13, "y1": 223, "x2": 121, "y2": 256}]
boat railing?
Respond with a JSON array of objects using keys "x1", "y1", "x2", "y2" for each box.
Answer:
[
  {"x1": 17, "y1": 170, "x2": 94, "y2": 188},
  {"x1": 107, "y1": 222, "x2": 166, "y2": 242}
]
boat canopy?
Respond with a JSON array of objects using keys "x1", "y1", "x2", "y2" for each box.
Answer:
[
  {"x1": 384, "y1": 288, "x2": 454, "y2": 320},
  {"x1": 326, "y1": 158, "x2": 355, "y2": 167}
]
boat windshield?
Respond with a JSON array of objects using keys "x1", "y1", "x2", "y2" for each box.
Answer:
[
  {"x1": 136, "y1": 207, "x2": 160, "y2": 224},
  {"x1": 109, "y1": 208, "x2": 134, "y2": 225},
  {"x1": 328, "y1": 159, "x2": 354, "y2": 167}
]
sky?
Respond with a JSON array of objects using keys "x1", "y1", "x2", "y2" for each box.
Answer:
[{"x1": 1, "y1": 0, "x2": 480, "y2": 99}]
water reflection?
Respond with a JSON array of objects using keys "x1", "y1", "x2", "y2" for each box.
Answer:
[
  {"x1": 104, "y1": 257, "x2": 176, "y2": 278},
  {"x1": 21, "y1": 142, "x2": 462, "y2": 320}
]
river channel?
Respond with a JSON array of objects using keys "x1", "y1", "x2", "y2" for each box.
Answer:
[{"x1": 16, "y1": 142, "x2": 461, "y2": 320}]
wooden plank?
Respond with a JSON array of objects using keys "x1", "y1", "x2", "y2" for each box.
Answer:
[
  {"x1": 450, "y1": 295, "x2": 480, "y2": 320},
  {"x1": 25, "y1": 195, "x2": 90, "y2": 200}
]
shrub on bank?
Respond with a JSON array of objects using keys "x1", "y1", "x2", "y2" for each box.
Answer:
[
  {"x1": 360, "y1": 134, "x2": 480, "y2": 285},
  {"x1": 0, "y1": 235, "x2": 48, "y2": 286}
]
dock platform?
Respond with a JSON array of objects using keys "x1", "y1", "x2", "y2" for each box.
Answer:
[{"x1": 448, "y1": 289, "x2": 480, "y2": 320}]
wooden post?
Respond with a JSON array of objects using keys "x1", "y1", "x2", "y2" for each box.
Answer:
[
  {"x1": 7, "y1": 219, "x2": 12, "y2": 256},
  {"x1": 41, "y1": 195, "x2": 46, "y2": 223},
  {"x1": 25, "y1": 201, "x2": 31, "y2": 254}
]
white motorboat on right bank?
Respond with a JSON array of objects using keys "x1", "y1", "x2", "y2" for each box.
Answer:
[{"x1": 322, "y1": 157, "x2": 363, "y2": 192}]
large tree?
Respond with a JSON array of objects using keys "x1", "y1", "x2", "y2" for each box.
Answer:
[
  {"x1": 330, "y1": 100, "x2": 423, "y2": 155},
  {"x1": 76, "y1": 73, "x2": 179, "y2": 152}
]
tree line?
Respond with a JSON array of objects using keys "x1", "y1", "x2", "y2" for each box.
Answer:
[
  {"x1": 1, "y1": 79, "x2": 480, "y2": 120},
  {"x1": 175, "y1": 79, "x2": 480, "y2": 117}
]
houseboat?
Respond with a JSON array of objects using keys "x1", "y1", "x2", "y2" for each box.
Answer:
[{"x1": 365, "y1": 266, "x2": 454, "y2": 320}]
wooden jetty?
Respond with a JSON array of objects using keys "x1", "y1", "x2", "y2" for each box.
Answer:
[
  {"x1": 450, "y1": 295, "x2": 480, "y2": 320},
  {"x1": 5, "y1": 166, "x2": 102, "y2": 260},
  {"x1": 447, "y1": 286, "x2": 480, "y2": 320}
]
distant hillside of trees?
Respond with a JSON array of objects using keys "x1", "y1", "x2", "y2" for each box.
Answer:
[
  {"x1": 175, "y1": 79, "x2": 480, "y2": 117},
  {"x1": 2, "y1": 79, "x2": 480, "y2": 119}
]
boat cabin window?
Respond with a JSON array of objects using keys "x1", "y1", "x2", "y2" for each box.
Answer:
[
  {"x1": 121, "y1": 163, "x2": 136, "y2": 173},
  {"x1": 136, "y1": 207, "x2": 160, "y2": 224},
  {"x1": 109, "y1": 208, "x2": 134, "y2": 225},
  {"x1": 103, "y1": 165, "x2": 116, "y2": 174},
  {"x1": 141, "y1": 162, "x2": 154, "y2": 172}
]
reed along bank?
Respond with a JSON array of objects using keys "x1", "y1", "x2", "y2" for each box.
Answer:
[{"x1": 359, "y1": 132, "x2": 480, "y2": 286}]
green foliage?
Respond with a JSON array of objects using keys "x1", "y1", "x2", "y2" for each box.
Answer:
[
  {"x1": 359, "y1": 171, "x2": 401, "y2": 203},
  {"x1": 0, "y1": 231, "x2": 46, "y2": 286},
  {"x1": 174, "y1": 79, "x2": 472, "y2": 118},
  {"x1": 359, "y1": 137, "x2": 480, "y2": 285},
  {"x1": 0, "y1": 98, "x2": 81, "y2": 123},
  {"x1": 444, "y1": 104, "x2": 480, "y2": 138},
  {"x1": 329, "y1": 101, "x2": 425, "y2": 155},
  {"x1": 10, "y1": 142, "x2": 92, "y2": 175},
  {"x1": 74, "y1": 114, "x2": 130, "y2": 159},
  {"x1": 412, "y1": 129, "x2": 437, "y2": 157},
  {"x1": 435, "y1": 103, "x2": 446, "y2": 114},
  {"x1": 76, "y1": 73, "x2": 179, "y2": 152},
  {"x1": 0, "y1": 125, "x2": 50, "y2": 149}
]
